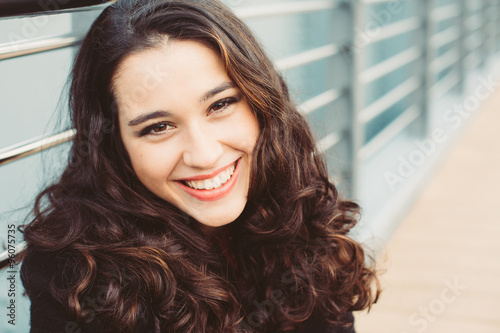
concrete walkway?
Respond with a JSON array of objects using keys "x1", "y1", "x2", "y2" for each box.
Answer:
[{"x1": 354, "y1": 88, "x2": 500, "y2": 333}]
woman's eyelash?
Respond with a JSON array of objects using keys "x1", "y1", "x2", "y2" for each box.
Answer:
[
  {"x1": 209, "y1": 96, "x2": 240, "y2": 113},
  {"x1": 139, "y1": 122, "x2": 173, "y2": 136}
]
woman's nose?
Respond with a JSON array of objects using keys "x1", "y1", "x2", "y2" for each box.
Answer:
[{"x1": 181, "y1": 124, "x2": 223, "y2": 169}]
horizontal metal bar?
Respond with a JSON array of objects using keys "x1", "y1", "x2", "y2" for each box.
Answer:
[
  {"x1": 430, "y1": 69, "x2": 460, "y2": 99},
  {"x1": 0, "y1": 1, "x2": 112, "y2": 19},
  {"x1": 0, "y1": 241, "x2": 27, "y2": 263},
  {"x1": 430, "y1": 26, "x2": 460, "y2": 48},
  {"x1": 234, "y1": 0, "x2": 342, "y2": 19},
  {"x1": 275, "y1": 44, "x2": 340, "y2": 71},
  {"x1": 464, "y1": 53, "x2": 482, "y2": 70},
  {"x1": 299, "y1": 89, "x2": 343, "y2": 115},
  {"x1": 359, "y1": 46, "x2": 421, "y2": 84},
  {"x1": 430, "y1": 48, "x2": 460, "y2": 74},
  {"x1": 361, "y1": 0, "x2": 394, "y2": 4},
  {"x1": 358, "y1": 76, "x2": 421, "y2": 123},
  {"x1": 316, "y1": 131, "x2": 342, "y2": 154},
  {"x1": 465, "y1": 32, "x2": 483, "y2": 50},
  {"x1": 0, "y1": 35, "x2": 83, "y2": 60},
  {"x1": 368, "y1": 17, "x2": 421, "y2": 44},
  {"x1": 466, "y1": 0, "x2": 482, "y2": 12},
  {"x1": 0, "y1": 129, "x2": 75, "y2": 167},
  {"x1": 358, "y1": 105, "x2": 420, "y2": 161},
  {"x1": 465, "y1": 15, "x2": 483, "y2": 32},
  {"x1": 431, "y1": 3, "x2": 461, "y2": 22}
]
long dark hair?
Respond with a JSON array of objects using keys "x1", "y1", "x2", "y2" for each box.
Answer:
[{"x1": 21, "y1": 0, "x2": 379, "y2": 332}]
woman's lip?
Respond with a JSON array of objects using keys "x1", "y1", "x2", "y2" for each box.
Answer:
[
  {"x1": 177, "y1": 159, "x2": 238, "y2": 181},
  {"x1": 176, "y1": 159, "x2": 241, "y2": 201}
]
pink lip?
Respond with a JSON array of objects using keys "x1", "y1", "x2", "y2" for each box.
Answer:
[{"x1": 176, "y1": 159, "x2": 241, "y2": 201}]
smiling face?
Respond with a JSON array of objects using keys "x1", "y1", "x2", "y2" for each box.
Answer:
[{"x1": 113, "y1": 40, "x2": 260, "y2": 227}]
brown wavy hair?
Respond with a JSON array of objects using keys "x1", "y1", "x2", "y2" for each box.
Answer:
[{"x1": 20, "y1": 0, "x2": 379, "y2": 332}]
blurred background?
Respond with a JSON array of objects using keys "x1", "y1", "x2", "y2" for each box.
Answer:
[{"x1": 0, "y1": 0, "x2": 499, "y2": 332}]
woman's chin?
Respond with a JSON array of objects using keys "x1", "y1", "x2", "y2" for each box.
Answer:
[{"x1": 193, "y1": 210, "x2": 242, "y2": 228}]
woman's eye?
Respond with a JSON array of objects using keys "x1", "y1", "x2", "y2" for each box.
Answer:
[
  {"x1": 140, "y1": 122, "x2": 173, "y2": 136},
  {"x1": 211, "y1": 101, "x2": 228, "y2": 112},
  {"x1": 209, "y1": 97, "x2": 238, "y2": 114}
]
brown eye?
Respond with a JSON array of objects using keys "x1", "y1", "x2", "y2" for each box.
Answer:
[
  {"x1": 209, "y1": 97, "x2": 238, "y2": 114},
  {"x1": 152, "y1": 124, "x2": 168, "y2": 133},
  {"x1": 211, "y1": 101, "x2": 228, "y2": 112},
  {"x1": 139, "y1": 122, "x2": 174, "y2": 137}
]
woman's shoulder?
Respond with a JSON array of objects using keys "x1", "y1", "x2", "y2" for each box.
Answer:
[
  {"x1": 20, "y1": 246, "x2": 72, "y2": 295},
  {"x1": 20, "y1": 246, "x2": 89, "y2": 332},
  {"x1": 290, "y1": 312, "x2": 356, "y2": 333}
]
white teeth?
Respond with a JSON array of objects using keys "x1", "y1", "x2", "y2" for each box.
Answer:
[
  {"x1": 204, "y1": 179, "x2": 214, "y2": 190},
  {"x1": 220, "y1": 173, "x2": 228, "y2": 183},
  {"x1": 213, "y1": 177, "x2": 221, "y2": 188},
  {"x1": 184, "y1": 162, "x2": 236, "y2": 190}
]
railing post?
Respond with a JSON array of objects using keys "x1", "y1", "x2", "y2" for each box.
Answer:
[
  {"x1": 349, "y1": 0, "x2": 365, "y2": 200},
  {"x1": 457, "y1": 0, "x2": 467, "y2": 94},
  {"x1": 418, "y1": 0, "x2": 434, "y2": 139}
]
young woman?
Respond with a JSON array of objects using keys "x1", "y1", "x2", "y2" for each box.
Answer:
[{"x1": 20, "y1": 0, "x2": 379, "y2": 332}]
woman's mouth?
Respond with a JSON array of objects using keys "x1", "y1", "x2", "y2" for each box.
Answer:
[
  {"x1": 176, "y1": 159, "x2": 241, "y2": 201},
  {"x1": 182, "y1": 162, "x2": 235, "y2": 190}
]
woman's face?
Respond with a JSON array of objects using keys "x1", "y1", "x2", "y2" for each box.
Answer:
[{"x1": 114, "y1": 40, "x2": 260, "y2": 227}]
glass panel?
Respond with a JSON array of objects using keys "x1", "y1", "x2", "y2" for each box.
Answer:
[
  {"x1": 365, "y1": 0, "x2": 417, "y2": 28},
  {"x1": 364, "y1": 62, "x2": 415, "y2": 107},
  {"x1": 364, "y1": 31, "x2": 417, "y2": 69},
  {"x1": 283, "y1": 56, "x2": 340, "y2": 104},
  {"x1": 245, "y1": 10, "x2": 336, "y2": 62},
  {"x1": 365, "y1": 94, "x2": 415, "y2": 144},
  {"x1": 306, "y1": 94, "x2": 349, "y2": 142},
  {"x1": 0, "y1": 48, "x2": 73, "y2": 148}
]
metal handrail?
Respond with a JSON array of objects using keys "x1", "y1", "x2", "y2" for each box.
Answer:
[
  {"x1": 430, "y1": 48, "x2": 460, "y2": 74},
  {"x1": 0, "y1": 34, "x2": 84, "y2": 60},
  {"x1": 358, "y1": 76, "x2": 421, "y2": 123},
  {"x1": 431, "y1": 3, "x2": 461, "y2": 22},
  {"x1": 299, "y1": 89, "x2": 342, "y2": 115},
  {"x1": 316, "y1": 131, "x2": 342, "y2": 154},
  {"x1": 431, "y1": 26, "x2": 460, "y2": 48},
  {"x1": 0, "y1": 241, "x2": 27, "y2": 263},
  {"x1": 361, "y1": 0, "x2": 394, "y2": 4},
  {"x1": 275, "y1": 44, "x2": 340, "y2": 71},
  {"x1": 358, "y1": 104, "x2": 420, "y2": 161},
  {"x1": 360, "y1": 46, "x2": 421, "y2": 84},
  {"x1": 368, "y1": 17, "x2": 421, "y2": 44},
  {"x1": 0, "y1": 129, "x2": 76, "y2": 167},
  {"x1": 430, "y1": 69, "x2": 460, "y2": 99},
  {"x1": 465, "y1": 15, "x2": 483, "y2": 32},
  {"x1": 234, "y1": 0, "x2": 342, "y2": 19}
]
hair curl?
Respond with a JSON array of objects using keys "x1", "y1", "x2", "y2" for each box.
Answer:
[{"x1": 20, "y1": 0, "x2": 379, "y2": 332}]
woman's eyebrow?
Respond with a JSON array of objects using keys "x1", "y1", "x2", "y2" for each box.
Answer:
[
  {"x1": 199, "y1": 82, "x2": 235, "y2": 103},
  {"x1": 128, "y1": 110, "x2": 172, "y2": 127},
  {"x1": 128, "y1": 82, "x2": 235, "y2": 127}
]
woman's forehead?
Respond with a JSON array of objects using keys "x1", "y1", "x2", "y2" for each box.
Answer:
[{"x1": 112, "y1": 40, "x2": 234, "y2": 117}]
